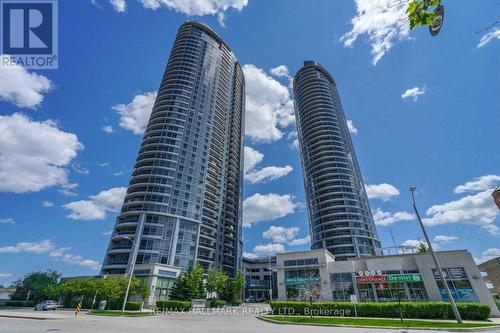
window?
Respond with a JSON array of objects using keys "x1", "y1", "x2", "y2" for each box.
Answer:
[{"x1": 433, "y1": 267, "x2": 478, "y2": 302}]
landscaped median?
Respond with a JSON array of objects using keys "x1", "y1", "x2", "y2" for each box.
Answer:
[
  {"x1": 258, "y1": 316, "x2": 499, "y2": 330},
  {"x1": 88, "y1": 310, "x2": 155, "y2": 317},
  {"x1": 269, "y1": 301, "x2": 491, "y2": 320}
]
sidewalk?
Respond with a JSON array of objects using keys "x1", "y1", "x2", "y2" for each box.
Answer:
[{"x1": 0, "y1": 308, "x2": 76, "y2": 320}]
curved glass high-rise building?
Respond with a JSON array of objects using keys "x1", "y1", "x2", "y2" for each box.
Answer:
[
  {"x1": 293, "y1": 61, "x2": 381, "y2": 261},
  {"x1": 101, "y1": 22, "x2": 245, "y2": 278}
]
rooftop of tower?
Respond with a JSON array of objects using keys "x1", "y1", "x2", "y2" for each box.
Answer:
[
  {"x1": 182, "y1": 21, "x2": 233, "y2": 53},
  {"x1": 293, "y1": 60, "x2": 336, "y2": 87}
]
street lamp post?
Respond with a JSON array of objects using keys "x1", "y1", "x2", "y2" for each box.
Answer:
[
  {"x1": 121, "y1": 236, "x2": 138, "y2": 313},
  {"x1": 410, "y1": 186, "x2": 462, "y2": 324}
]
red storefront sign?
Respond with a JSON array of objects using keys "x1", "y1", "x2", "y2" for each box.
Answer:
[{"x1": 355, "y1": 275, "x2": 387, "y2": 283}]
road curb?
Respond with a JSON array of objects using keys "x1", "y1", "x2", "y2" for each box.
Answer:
[
  {"x1": 256, "y1": 316, "x2": 500, "y2": 332},
  {"x1": 0, "y1": 313, "x2": 64, "y2": 320}
]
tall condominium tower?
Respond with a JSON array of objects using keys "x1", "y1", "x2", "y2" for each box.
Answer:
[
  {"x1": 101, "y1": 22, "x2": 245, "y2": 278},
  {"x1": 293, "y1": 61, "x2": 381, "y2": 261}
]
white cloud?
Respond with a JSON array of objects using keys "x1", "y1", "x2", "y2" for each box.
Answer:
[
  {"x1": 0, "y1": 55, "x2": 52, "y2": 108},
  {"x1": 138, "y1": 0, "x2": 248, "y2": 25},
  {"x1": 244, "y1": 146, "x2": 263, "y2": 174},
  {"x1": 0, "y1": 113, "x2": 83, "y2": 193},
  {"x1": 0, "y1": 239, "x2": 100, "y2": 270},
  {"x1": 402, "y1": 239, "x2": 439, "y2": 250},
  {"x1": 42, "y1": 201, "x2": 54, "y2": 208},
  {"x1": 454, "y1": 175, "x2": 500, "y2": 194},
  {"x1": 0, "y1": 218, "x2": 15, "y2": 225},
  {"x1": 340, "y1": 0, "x2": 410, "y2": 65},
  {"x1": 243, "y1": 64, "x2": 294, "y2": 142},
  {"x1": 253, "y1": 243, "x2": 285, "y2": 255},
  {"x1": 287, "y1": 131, "x2": 299, "y2": 150},
  {"x1": 289, "y1": 235, "x2": 311, "y2": 246},
  {"x1": 245, "y1": 165, "x2": 293, "y2": 184},
  {"x1": 424, "y1": 189, "x2": 500, "y2": 235},
  {"x1": 347, "y1": 120, "x2": 358, "y2": 135},
  {"x1": 244, "y1": 146, "x2": 293, "y2": 184},
  {"x1": 365, "y1": 183, "x2": 400, "y2": 201},
  {"x1": 72, "y1": 163, "x2": 89, "y2": 175},
  {"x1": 242, "y1": 251, "x2": 257, "y2": 259},
  {"x1": 475, "y1": 248, "x2": 500, "y2": 264},
  {"x1": 477, "y1": 28, "x2": 500, "y2": 48},
  {"x1": 263, "y1": 226, "x2": 299, "y2": 243},
  {"x1": 102, "y1": 125, "x2": 114, "y2": 133},
  {"x1": 109, "y1": 0, "x2": 126, "y2": 12},
  {"x1": 243, "y1": 193, "x2": 297, "y2": 227},
  {"x1": 432, "y1": 235, "x2": 458, "y2": 243},
  {"x1": 58, "y1": 183, "x2": 79, "y2": 197},
  {"x1": 112, "y1": 91, "x2": 157, "y2": 135},
  {"x1": 102, "y1": 230, "x2": 113, "y2": 236},
  {"x1": 0, "y1": 273, "x2": 12, "y2": 279},
  {"x1": 270, "y1": 65, "x2": 290, "y2": 78},
  {"x1": 63, "y1": 187, "x2": 126, "y2": 220},
  {"x1": 401, "y1": 86, "x2": 426, "y2": 101},
  {"x1": 373, "y1": 208, "x2": 414, "y2": 226}
]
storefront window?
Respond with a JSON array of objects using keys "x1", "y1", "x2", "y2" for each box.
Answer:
[
  {"x1": 357, "y1": 284, "x2": 375, "y2": 302},
  {"x1": 331, "y1": 273, "x2": 354, "y2": 301},
  {"x1": 285, "y1": 268, "x2": 321, "y2": 301},
  {"x1": 374, "y1": 282, "x2": 407, "y2": 302},
  {"x1": 433, "y1": 267, "x2": 478, "y2": 302}
]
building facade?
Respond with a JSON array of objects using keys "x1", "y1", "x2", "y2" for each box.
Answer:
[
  {"x1": 275, "y1": 249, "x2": 500, "y2": 317},
  {"x1": 242, "y1": 256, "x2": 277, "y2": 301},
  {"x1": 479, "y1": 256, "x2": 500, "y2": 300},
  {"x1": 293, "y1": 61, "x2": 381, "y2": 260},
  {"x1": 101, "y1": 22, "x2": 245, "y2": 278}
]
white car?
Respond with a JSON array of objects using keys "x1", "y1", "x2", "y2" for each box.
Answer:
[{"x1": 34, "y1": 300, "x2": 58, "y2": 311}]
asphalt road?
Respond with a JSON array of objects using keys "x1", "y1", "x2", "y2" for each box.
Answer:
[{"x1": 1, "y1": 307, "x2": 500, "y2": 333}]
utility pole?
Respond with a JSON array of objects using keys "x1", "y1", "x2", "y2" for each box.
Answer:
[
  {"x1": 121, "y1": 236, "x2": 139, "y2": 312},
  {"x1": 410, "y1": 186, "x2": 462, "y2": 324}
]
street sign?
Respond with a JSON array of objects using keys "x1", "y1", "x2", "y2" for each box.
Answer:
[
  {"x1": 388, "y1": 274, "x2": 423, "y2": 283},
  {"x1": 429, "y1": 5, "x2": 444, "y2": 36}
]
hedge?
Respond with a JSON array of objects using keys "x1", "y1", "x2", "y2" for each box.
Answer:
[
  {"x1": 5, "y1": 300, "x2": 36, "y2": 307},
  {"x1": 209, "y1": 299, "x2": 225, "y2": 308},
  {"x1": 231, "y1": 300, "x2": 243, "y2": 306},
  {"x1": 269, "y1": 301, "x2": 491, "y2": 321},
  {"x1": 156, "y1": 300, "x2": 191, "y2": 311},
  {"x1": 125, "y1": 301, "x2": 142, "y2": 311}
]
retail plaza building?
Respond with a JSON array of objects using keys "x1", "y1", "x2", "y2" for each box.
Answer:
[{"x1": 242, "y1": 249, "x2": 500, "y2": 317}]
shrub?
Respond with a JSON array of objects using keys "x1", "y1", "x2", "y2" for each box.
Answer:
[
  {"x1": 156, "y1": 300, "x2": 191, "y2": 311},
  {"x1": 231, "y1": 300, "x2": 243, "y2": 306},
  {"x1": 209, "y1": 299, "x2": 225, "y2": 308},
  {"x1": 269, "y1": 301, "x2": 491, "y2": 321},
  {"x1": 5, "y1": 300, "x2": 36, "y2": 307},
  {"x1": 125, "y1": 301, "x2": 142, "y2": 311}
]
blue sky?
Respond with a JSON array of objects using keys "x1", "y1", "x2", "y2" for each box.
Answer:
[{"x1": 0, "y1": 0, "x2": 499, "y2": 285}]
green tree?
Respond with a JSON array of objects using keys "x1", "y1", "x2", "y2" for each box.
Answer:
[
  {"x1": 406, "y1": 0, "x2": 440, "y2": 30},
  {"x1": 185, "y1": 262, "x2": 205, "y2": 299},
  {"x1": 205, "y1": 269, "x2": 228, "y2": 298},
  {"x1": 232, "y1": 270, "x2": 245, "y2": 302},
  {"x1": 417, "y1": 242, "x2": 429, "y2": 253},
  {"x1": 10, "y1": 270, "x2": 61, "y2": 301},
  {"x1": 169, "y1": 273, "x2": 190, "y2": 301},
  {"x1": 49, "y1": 276, "x2": 148, "y2": 309}
]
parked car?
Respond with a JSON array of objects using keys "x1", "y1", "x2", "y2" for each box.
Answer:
[
  {"x1": 255, "y1": 297, "x2": 267, "y2": 303},
  {"x1": 34, "y1": 300, "x2": 58, "y2": 311},
  {"x1": 244, "y1": 296, "x2": 255, "y2": 303}
]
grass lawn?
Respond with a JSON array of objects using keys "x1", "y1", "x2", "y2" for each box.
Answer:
[
  {"x1": 88, "y1": 310, "x2": 155, "y2": 317},
  {"x1": 261, "y1": 316, "x2": 498, "y2": 329}
]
